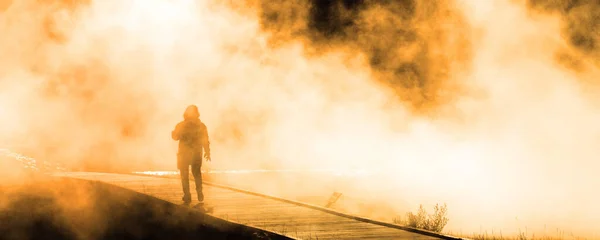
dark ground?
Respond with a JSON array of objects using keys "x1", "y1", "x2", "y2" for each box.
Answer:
[{"x1": 0, "y1": 177, "x2": 292, "y2": 240}]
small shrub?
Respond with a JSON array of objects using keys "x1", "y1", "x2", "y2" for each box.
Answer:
[{"x1": 393, "y1": 203, "x2": 449, "y2": 233}]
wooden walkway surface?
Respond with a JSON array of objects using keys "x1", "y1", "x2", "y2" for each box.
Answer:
[{"x1": 52, "y1": 172, "x2": 459, "y2": 240}]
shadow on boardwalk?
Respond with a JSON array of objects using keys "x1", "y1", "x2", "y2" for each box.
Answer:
[{"x1": 0, "y1": 178, "x2": 292, "y2": 240}]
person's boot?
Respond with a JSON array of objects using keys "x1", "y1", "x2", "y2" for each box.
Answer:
[
  {"x1": 182, "y1": 196, "x2": 191, "y2": 205},
  {"x1": 193, "y1": 201, "x2": 204, "y2": 209},
  {"x1": 197, "y1": 191, "x2": 204, "y2": 205}
]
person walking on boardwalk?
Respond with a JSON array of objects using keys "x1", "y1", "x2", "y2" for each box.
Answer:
[{"x1": 171, "y1": 105, "x2": 211, "y2": 205}]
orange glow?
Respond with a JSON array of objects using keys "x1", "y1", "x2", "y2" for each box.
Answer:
[{"x1": 1, "y1": 0, "x2": 599, "y2": 239}]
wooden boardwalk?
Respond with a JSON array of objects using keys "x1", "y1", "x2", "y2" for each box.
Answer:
[{"x1": 53, "y1": 172, "x2": 460, "y2": 240}]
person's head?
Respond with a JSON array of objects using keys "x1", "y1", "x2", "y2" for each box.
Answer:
[{"x1": 183, "y1": 105, "x2": 200, "y2": 120}]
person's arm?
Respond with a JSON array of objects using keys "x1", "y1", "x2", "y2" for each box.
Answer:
[
  {"x1": 172, "y1": 123, "x2": 182, "y2": 141},
  {"x1": 201, "y1": 123, "x2": 211, "y2": 160}
]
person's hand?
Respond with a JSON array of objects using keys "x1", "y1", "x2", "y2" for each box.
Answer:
[{"x1": 204, "y1": 152, "x2": 211, "y2": 162}]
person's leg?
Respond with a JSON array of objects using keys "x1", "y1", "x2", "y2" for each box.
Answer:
[
  {"x1": 191, "y1": 162, "x2": 204, "y2": 203},
  {"x1": 180, "y1": 165, "x2": 191, "y2": 203}
]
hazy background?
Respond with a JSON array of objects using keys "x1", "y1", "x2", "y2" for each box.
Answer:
[{"x1": 0, "y1": 0, "x2": 599, "y2": 238}]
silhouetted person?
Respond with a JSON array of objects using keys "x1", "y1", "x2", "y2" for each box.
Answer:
[{"x1": 172, "y1": 105, "x2": 211, "y2": 205}]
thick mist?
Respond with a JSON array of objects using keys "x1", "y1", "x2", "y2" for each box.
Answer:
[{"x1": 0, "y1": 0, "x2": 599, "y2": 238}]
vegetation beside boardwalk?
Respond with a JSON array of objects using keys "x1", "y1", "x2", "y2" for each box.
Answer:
[
  {"x1": 393, "y1": 203, "x2": 450, "y2": 233},
  {"x1": 394, "y1": 203, "x2": 590, "y2": 240}
]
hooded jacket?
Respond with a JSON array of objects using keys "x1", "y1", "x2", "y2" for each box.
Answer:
[{"x1": 172, "y1": 105, "x2": 210, "y2": 168}]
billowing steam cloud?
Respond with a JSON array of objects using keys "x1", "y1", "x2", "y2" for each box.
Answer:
[
  {"x1": 526, "y1": 0, "x2": 599, "y2": 72},
  {"x1": 246, "y1": 0, "x2": 474, "y2": 111},
  {"x1": 0, "y1": 0, "x2": 599, "y2": 238}
]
